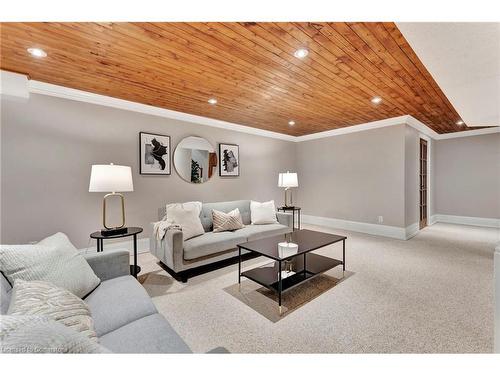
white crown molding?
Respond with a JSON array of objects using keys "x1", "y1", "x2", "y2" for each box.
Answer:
[
  {"x1": 294, "y1": 115, "x2": 410, "y2": 142},
  {"x1": 27, "y1": 79, "x2": 296, "y2": 142},
  {"x1": 436, "y1": 126, "x2": 500, "y2": 139},
  {"x1": 2, "y1": 71, "x2": 496, "y2": 143},
  {"x1": 0, "y1": 70, "x2": 29, "y2": 99}
]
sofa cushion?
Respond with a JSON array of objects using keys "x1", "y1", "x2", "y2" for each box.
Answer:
[
  {"x1": 99, "y1": 313, "x2": 191, "y2": 353},
  {"x1": 1, "y1": 273, "x2": 12, "y2": 314},
  {"x1": 235, "y1": 223, "x2": 292, "y2": 241},
  {"x1": 200, "y1": 200, "x2": 251, "y2": 232},
  {"x1": 85, "y1": 276, "x2": 157, "y2": 336},
  {"x1": 183, "y1": 231, "x2": 246, "y2": 260}
]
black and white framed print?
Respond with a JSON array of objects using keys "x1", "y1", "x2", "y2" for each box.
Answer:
[
  {"x1": 219, "y1": 143, "x2": 239, "y2": 177},
  {"x1": 140, "y1": 132, "x2": 171, "y2": 175}
]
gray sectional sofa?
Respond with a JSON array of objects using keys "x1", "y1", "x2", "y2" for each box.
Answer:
[
  {"x1": 150, "y1": 200, "x2": 293, "y2": 282},
  {"x1": 1, "y1": 249, "x2": 193, "y2": 353}
]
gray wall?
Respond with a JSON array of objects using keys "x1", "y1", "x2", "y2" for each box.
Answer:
[
  {"x1": 1, "y1": 94, "x2": 296, "y2": 247},
  {"x1": 434, "y1": 133, "x2": 500, "y2": 219},
  {"x1": 295, "y1": 125, "x2": 406, "y2": 227}
]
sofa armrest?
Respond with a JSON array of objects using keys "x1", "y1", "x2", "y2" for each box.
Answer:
[
  {"x1": 276, "y1": 212, "x2": 293, "y2": 229},
  {"x1": 149, "y1": 225, "x2": 184, "y2": 272},
  {"x1": 83, "y1": 249, "x2": 130, "y2": 281}
]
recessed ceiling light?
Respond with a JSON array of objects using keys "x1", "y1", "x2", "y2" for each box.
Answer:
[
  {"x1": 371, "y1": 96, "x2": 383, "y2": 104},
  {"x1": 293, "y1": 48, "x2": 309, "y2": 59},
  {"x1": 288, "y1": 120, "x2": 295, "y2": 126},
  {"x1": 207, "y1": 98, "x2": 217, "y2": 105},
  {"x1": 27, "y1": 47, "x2": 47, "y2": 58},
  {"x1": 456, "y1": 120, "x2": 464, "y2": 126}
]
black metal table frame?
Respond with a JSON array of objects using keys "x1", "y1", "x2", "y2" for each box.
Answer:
[
  {"x1": 238, "y1": 238, "x2": 345, "y2": 314},
  {"x1": 91, "y1": 227, "x2": 142, "y2": 278},
  {"x1": 277, "y1": 206, "x2": 301, "y2": 230}
]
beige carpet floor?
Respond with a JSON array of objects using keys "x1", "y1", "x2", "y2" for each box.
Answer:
[{"x1": 136, "y1": 223, "x2": 499, "y2": 353}]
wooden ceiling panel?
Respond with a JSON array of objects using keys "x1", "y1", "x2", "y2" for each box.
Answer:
[{"x1": 0, "y1": 22, "x2": 468, "y2": 136}]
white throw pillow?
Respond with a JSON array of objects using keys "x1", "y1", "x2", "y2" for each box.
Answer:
[
  {"x1": 8, "y1": 279, "x2": 98, "y2": 341},
  {"x1": 0, "y1": 232, "x2": 100, "y2": 299},
  {"x1": 166, "y1": 201, "x2": 205, "y2": 240},
  {"x1": 250, "y1": 200, "x2": 278, "y2": 225}
]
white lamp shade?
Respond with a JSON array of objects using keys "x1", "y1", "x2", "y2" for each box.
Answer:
[
  {"x1": 278, "y1": 172, "x2": 298, "y2": 188},
  {"x1": 89, "y1": 164, "x2": 134, "y2": 192}
]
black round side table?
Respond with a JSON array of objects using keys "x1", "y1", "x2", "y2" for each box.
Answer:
[{"x1": 90, "y1": 227, "x2": 143, "y2": 278}]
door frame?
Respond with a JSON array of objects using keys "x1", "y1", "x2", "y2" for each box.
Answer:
[{"x1": 417, "y1": 134, "x2": 432, "y2": 230}]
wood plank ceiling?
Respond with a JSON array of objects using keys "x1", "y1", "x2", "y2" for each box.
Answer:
[{"x1": 0, "y1": 22, "x2": 468, "y2": 136}]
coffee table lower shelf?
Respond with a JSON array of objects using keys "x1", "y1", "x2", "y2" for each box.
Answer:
[{"x1": 240, "y1": 253, "x2": 343, "y2": 294}]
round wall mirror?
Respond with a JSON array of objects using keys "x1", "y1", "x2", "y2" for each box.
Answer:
[{"x1": 173, "y1": 136, "x2": 217, "y2": 183}]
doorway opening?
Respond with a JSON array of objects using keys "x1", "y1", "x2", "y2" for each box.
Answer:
[{"x1": 419, "y1": 138, "x2": 428, "y2": 229}]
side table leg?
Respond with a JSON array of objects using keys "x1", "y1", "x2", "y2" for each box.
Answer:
[
  {"x1": 278, "y1": 260, "x2": 282, "y2": 315},
  {"x1": 133, "y1": 234, "x2": 138, "y2": 278},
  {"x1": 343, "y1": 239, "x2": 346, "y2": 277},
  {"x1": 238, "y1": 247, "x2": 241, "y2": 291}
]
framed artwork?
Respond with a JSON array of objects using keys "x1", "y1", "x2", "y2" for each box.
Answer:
[
  {"x1": 219, "y1": 143, "x2": 239, "y2": 177},
  {"x1": 139, "y1": 132, "x2": 171, "y2": 175}
]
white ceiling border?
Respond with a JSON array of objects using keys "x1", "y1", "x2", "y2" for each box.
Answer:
[
  {"x1": 27, "y1": 78, "x2": 296, "y2": 142},
  {"x1": 2, "y1": 71, "x2": 497, "y2": 143}
]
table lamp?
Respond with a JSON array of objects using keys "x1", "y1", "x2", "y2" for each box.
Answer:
[
  {"x1": 278, "y1": 171, "x2": 298, "y2": 207},
  {"x1": 89, "y1": 163, "x2": 134, "y2": 236}
]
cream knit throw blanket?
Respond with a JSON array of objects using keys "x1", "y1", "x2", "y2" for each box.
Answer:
[{"x1": 152, "y1": 217, "x2": 182, "y2": 241}]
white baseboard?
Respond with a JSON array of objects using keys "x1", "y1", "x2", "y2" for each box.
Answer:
[
  {"x1": 429, "y1": 215, "x2": 438, "y2": 225},
  {"x1": 302, "y1": 214, "x2": 413, "y2": 240},
  {"x1": 433, "y1": 214, "x2": 500, "y2": 228},
  {"x1": 405, "y1": 222, "x2": 420, "y2": 240},
  {"x1": 80, "y1": 237, "x2": 150, "y2": 255}
]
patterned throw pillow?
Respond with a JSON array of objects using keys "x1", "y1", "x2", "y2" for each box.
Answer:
[
  {"x1": 0, "y1": 232, "x2": 100, "y2": 299},
  {"x1": 7, "y1": 279, "x2": 98, "y2": 341},
  {"x1": 0, "y1": 315, "x2": 108, "y2": 354},
  {"x1": 212, "y1": 208, "x2": 244, "y2": 232}
]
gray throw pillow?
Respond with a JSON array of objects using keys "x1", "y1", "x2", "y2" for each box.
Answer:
[
  {"x1": 0, "y1": 232, "x2": 100, "y2": 298},
  {"x1": 0, "y1": 315, "x2": 108, "y2": 353},
  {"x1": 8, "y1": 279, "x2": 98, "y2": 341}
]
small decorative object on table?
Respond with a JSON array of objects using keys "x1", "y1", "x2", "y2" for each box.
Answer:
[
  {"x1": 277, "y1": 206, "x2": 301, "y2": 231},
  {"x1": 278, "y1": 171, "x2": 298, "y2": 207},
  {"x1": 90, "y1": 227, "x2": 143, "y2": 278},
  {"x1": 89, "y1": 163, "x2": 134, "y2": 236}
]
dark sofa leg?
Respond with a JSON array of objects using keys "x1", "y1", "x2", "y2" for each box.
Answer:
[{"x1": 157, "y1": 261, "x2": 189, "y2": 283}]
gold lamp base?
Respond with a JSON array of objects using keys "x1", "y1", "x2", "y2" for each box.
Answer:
[{"x1": 100, "y1": 192, "x2": 127, "y2": 236}]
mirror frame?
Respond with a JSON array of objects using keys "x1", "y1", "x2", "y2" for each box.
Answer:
[{"x1": 173, "y1": 136, "x2": 217, "y2": 184}]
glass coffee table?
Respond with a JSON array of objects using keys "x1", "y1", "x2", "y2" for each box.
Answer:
[{"x1": 237, "y1": 229, "x2": 346, "y2": 314}]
